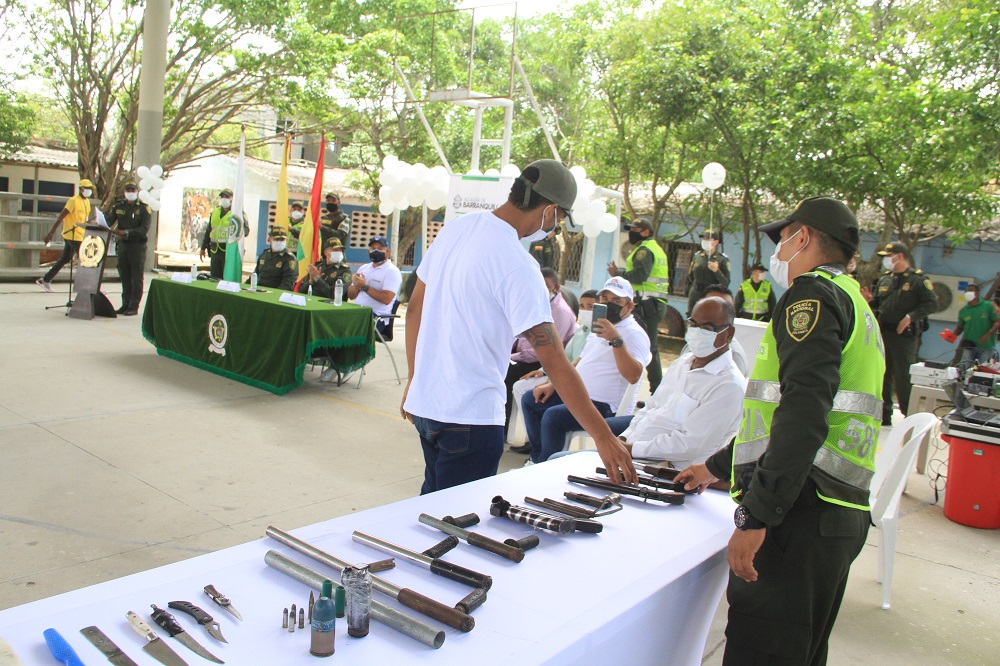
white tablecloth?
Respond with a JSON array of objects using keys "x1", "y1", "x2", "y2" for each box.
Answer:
[{"x1": 0, "y1": 453, "x2": 733, "y2": 665}]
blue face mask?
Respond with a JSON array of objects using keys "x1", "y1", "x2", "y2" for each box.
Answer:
[{"x1": 369, "y1": 249, "x2": 386, "y2": 263}]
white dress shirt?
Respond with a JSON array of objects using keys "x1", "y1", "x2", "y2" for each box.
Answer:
[{"x1": 624, "y1": 349, "x2": 747, "y2": 467}]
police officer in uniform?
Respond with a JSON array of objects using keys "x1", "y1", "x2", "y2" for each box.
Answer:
[
  {"x1": 320, "y1": 192, "x2": 351, "y2": 246},
  {"x1": 297, "y1": 236, "x2": 352, "y2": 298},
  {"x1": 678, "y1": 197, "x2": 885, "y2": 665},
  {"x1": 528, "y1": 229, "x2": 556, "y2": 269},
  {"x1": 865, "y1": 241, "x2": 937, "y2": 425},
  {"x1": 735, "y1": 262, "x2": 776, "y2": 321},
  {"x1": 106, "y1": 180, "x2": 151, "y2": 315},
  {"x1": 249, "y1": 226, "x2": 297, "y2": 290},
  {"x1": 607, "y1": 219, "x2": 670, "y2": 391},
  {"x1": 687, "y1": 230, "x2": 731, "y2": 316},
  {"x1": 199, "y1": 189, "x2": 249, "y2": 279}
]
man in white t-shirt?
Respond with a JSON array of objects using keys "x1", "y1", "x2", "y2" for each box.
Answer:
[
  {"x1": 401, "y1": 160, "x2": 638, "y2": 493},
  {"x1": 348, "y1": 234, "x2": 403, "y2": 337},
  {"x1": 521, "y1": 277, "x2": 652, "y2": 463}
]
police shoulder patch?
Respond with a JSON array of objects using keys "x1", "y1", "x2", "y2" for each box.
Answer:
[
  {"x1": 786, "y1": 299, "x2": 820, "y2": 342},
  {"x1": 290, "y1": 260, "x2": 297, "y2": 269},
  {"x1": 636, "y1": 248, "x2": 650, "y2": 260},
  {"x1": 923, "y1": 279, "x2": 933, "y2": 290}
]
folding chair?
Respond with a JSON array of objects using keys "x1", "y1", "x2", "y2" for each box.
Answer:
[
  {"x1": 355, "y1": 301, "x2": 403, "y2": 388},
  {"x1": 562, "y1": 371, "x2": 645, "y2": 452}
]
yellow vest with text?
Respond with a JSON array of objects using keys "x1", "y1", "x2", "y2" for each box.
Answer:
[
  {"x1": 740, "y1": 278, "x2": 771, "y2": 319},
  {"x1": 625, "y1": 239, "x2": 670, "y2": 299},
  {"x1": 209, "y1": 208, "x2": 232, "y2": 246},
  {"x1": 732, "y1": 271, "x2": 885, "y2": 510}
]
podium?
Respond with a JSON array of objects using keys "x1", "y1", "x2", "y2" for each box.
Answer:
[{"x1": 69, "y1": 224, "x2": 117, "y2": 320}]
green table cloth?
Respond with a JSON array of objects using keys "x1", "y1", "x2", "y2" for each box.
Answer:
[{"x1": 142, "y1": 278, "x2": 375, "y2": 395}]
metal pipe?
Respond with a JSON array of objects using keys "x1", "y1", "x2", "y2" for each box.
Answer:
[
  {"x1": 393, "y1": 60, "x2": 452, "y2": 173},
  {"x1": 265, "y1": 526, "x2": 474, "y2": 632},
  {"x1": 264, "y1": 551, "x2": 445, "y2": 649},
  {"x1": 419, "y1": 514, "x2": 524, "y2": 563},
  {"x1": 513, "y1": 54, "x2": 561, "y2": 162},
  {"x1": 352, "y1": 531, "x2": 492, "y2": 590}
]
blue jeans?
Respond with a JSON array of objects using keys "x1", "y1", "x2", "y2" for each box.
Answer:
[
  {"x1": 961, "y1": 345, "x2": 997, "y2": 367},
  {"x1": 521, "y1": 391, "x2": 613, "y2": 463},
  {"x1": 413, "y1": 416, "x2": 504, "y2": 495}
]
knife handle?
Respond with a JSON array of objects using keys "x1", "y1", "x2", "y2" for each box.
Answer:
[
  {"x1": 42, "y1": 628, "x2": 85, "y2": 666},
  {"x1": 150, "y1": 605, "x2": 185, "y2": 637},
  {"x1": 127, "y1": 611, "x2": 156, "y2": 639},
  {"x1": 168, "y1": 601, "x2": 213, "y2": 625}
]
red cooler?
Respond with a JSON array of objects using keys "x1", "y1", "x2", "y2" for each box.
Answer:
[{"x1": 941, "y1": 433, "x2": 1000, "y2": 529}]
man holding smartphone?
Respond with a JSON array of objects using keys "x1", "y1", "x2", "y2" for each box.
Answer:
[{"x1": 402, "y1": 161, "x2": 638, "y2": 493}]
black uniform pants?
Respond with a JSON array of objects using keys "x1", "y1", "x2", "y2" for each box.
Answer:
[
  {"x1": 43, "y1": 240, "x2": 81, "y2": 283},
  {"x1": 881, "y1": 329, "x2": 917, "y2": 421},
  {"x1": 209, "y1": 243, "x2": 227, "y2": 279},
  {"x1": 117, "y1": 242, "x2": 146, "y2": 311},
  {"x1": 723, "y1": 499, "x2": 870, "y2": 666},
  {"x1": 504, "y1": 360, "x2": 542, "y2": 439},
  {"x1": 634, "y1": 297, "x2": 667, "y2": 392}
]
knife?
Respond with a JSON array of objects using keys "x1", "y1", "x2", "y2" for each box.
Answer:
[
  {"x1": 42, "y1": 628, "x2": 85, "y2": 666},
  {"x1": 81, "y1": 626, "x2": 140, "y2": 666},
  {"x1": 203, "y1": 585, "x2": 243, "y2": 622},
  {"x1": 167, "y1": 601, "x2": 227, "y2": 643},
  {"x1": 150, "y1": 605, "x2": 224, "y2": 664},
  {"x1": 126, "y1": 612, "x2": 189, "y2": 666}
]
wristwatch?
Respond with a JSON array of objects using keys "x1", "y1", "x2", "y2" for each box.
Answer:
[
  {"x1": 361, "y1": 285, "x2": 370, "y2": 293},
  {"x1": 610, "y1": 336, "x2": 624, "y2": 348},
  {"x1": 734, "y1": 505, "x2": 765, "y2": 531}
]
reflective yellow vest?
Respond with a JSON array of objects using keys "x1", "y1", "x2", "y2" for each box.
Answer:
[
  {"x1": 209, "y1": 208, "x2": 232, "y2": 246},
  {"x1": 732, "y1": 271, "x2": 885, "y2": 510},
  {"x1": 740, "y1": 278, "x2": 771, "y2": 319},
  {"x1": 625, "y1": 239, "x2": 670, "y2": 299}
]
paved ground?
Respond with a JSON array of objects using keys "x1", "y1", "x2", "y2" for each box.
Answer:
[{"x1": 0, "y1": 275, "x2": 997, "y2": 664}]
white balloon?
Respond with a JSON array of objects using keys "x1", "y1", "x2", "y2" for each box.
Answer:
[
  {"x1": 148, "y1": 199, "x2": 162, "y2": 211},
  {"x1": 150, "y1": 164, "x2": 163, "y2": 178},
  {"x1": 139, "y1": 177, "x2": 152, "y2": 191},
  {"x1": 136, "y1": 166, "x2": 151, "y2": 179},
  {"x1": 147, "y1": 188, "x2": 161, "y2": 201},
  {"x1": 484, "y1": 168, "x2": 500, "y2": 176},
  {"x1": 378, "y1": 200, "x2": 395, "y2": 216},
  {"x1": 600, "y1": 212, "x2": 619, "y2": 233},
  {"x1": 583, "y1": 217, "x2": 602, "y2": 238},
  {"x1": 570, "y1": 165, "x2": 587, "y2": 181},
  {"x1": 702, "y1": 162, "x2": 727, "y2": 190},
  {"x1": 581, "y1": 178, "x2": 596, "y2": 199},
  {"x1": 396, "y1": 195, "x2": 410, "y2": 210},
  {"x1": 466, "y1": 168, "x2": 482, "y2": 176},
  {"x1": 380, "y1": 170, "x2": 400, "y2": 188},
  {"x1": 426, "y1": 191, "x2": 447, "y2": 210},
  {"x1": 138, "y1": 189, "x2": 150, "y2": 203},
  {"x1": 379, "y1": 185, "x2": 395, "y2": 203},
  {"x1": 500, "y1": 163, "x2": 521, "y2": 177},
  {"x1": 153, "y1": 177, "x2": 165, "y2": 190},
  {"x1": 430, "y1": 165, "x2": 448, "y2": 178},
  {"x1": 383, "y1": 155, "x2": 399, "y2": 170},
  {"x1": 589, "y1": 199, "x2": 606, "y2": 218}
]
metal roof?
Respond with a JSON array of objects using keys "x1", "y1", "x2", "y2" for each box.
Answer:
[{"x1": 2, "y1": 145, "x2": 78, "y2": 169}]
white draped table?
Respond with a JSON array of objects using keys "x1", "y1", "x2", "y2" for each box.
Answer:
[{"x1": 0, "y1": 453, "x2": 733, "y2": 665}]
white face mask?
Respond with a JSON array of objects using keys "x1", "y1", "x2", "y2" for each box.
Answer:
[
  {"x1": 964, "y1": 291, "x2": 977, "y2": 302},
  {"x1": 290, "y1": 210, "x2": 304, "y2": 221},
  {"x1": 882, "y1": 256, "x2": 896, "y2": 271},
  {"x1": 328, "y1": 251, "x2": 344, "y2": 264},
  {"x1": 685, "y1": 326, "x2": 726, "y2": 358},
  {"x1": 125, "y1": 192, "x2": 138, "y2": 202},
  {"x1": 81, "y1": 189, "x2": 93, "y2": 198},
  {"x1": 768, "y1": 228, "x2": 807, "y2": 289},
  {"x1": 525, "y1": 206, "x2": 559, "y2": 243},
  {"x1": 578, "y1": 310, "x2": 593, "y2": 331},
  {"x1": 701, "y1": 239, "x2": 715, "y2": 253},
  {"x1": 271, "y1": 241, "x2": 286, "y2": 252},
  {"x1": 220, "y1": 198, "x2": 232, "y2": 209}
]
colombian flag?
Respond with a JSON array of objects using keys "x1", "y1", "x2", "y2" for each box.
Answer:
[{"x1": 295, "y1": 132, "x2": 325, "y2": 289}]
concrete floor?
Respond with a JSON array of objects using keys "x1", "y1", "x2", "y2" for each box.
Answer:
[{"x1": 1, "y1": 276, "x2": 998, "y2": 664}]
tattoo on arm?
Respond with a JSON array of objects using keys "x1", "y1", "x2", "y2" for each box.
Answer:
[{"x1": 524, "y1": 322, "x2": 559, "y2": 349}]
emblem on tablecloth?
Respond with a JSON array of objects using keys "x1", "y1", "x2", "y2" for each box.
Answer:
[
  {"x1": 208, "y1": 314, "x2": 228, "y2": 356},
  {"x1": 78, "y1": 234, "x2": 106, "y2": 268}
]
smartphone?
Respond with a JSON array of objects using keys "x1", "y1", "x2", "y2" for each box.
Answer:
[{"x1": 592, "y1": 303, "x2": 608, "y2": 333}]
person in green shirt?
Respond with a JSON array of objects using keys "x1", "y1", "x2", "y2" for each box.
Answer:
[{"x1": 954, "y1": 282, "x2": 1000, "y2": 367}]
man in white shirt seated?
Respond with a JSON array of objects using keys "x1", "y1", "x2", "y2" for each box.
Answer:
[
  {"x1": 607, "y1": 296, "x2": 747, "y2": 468},
  {"x1": 521, "y1": 276, "x2": 652, "y2": 463},
  {"x1": 348, "y1": 234, "x2": 403, "y2": 338}
]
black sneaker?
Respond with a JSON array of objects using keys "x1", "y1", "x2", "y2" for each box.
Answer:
[
  {"x1": 122, "y1": 309, "x2": 139, "y2": 316},
  {"x1": 115, "y1": 306, "x2": 127, "y2": 314},
  {"x1": 509, "y1": 443, "x2": 531, "y2": 454}
]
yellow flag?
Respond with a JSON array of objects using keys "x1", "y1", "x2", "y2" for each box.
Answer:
[{"x1": 275, "y1": 135, "x2": 291, "y2": 232}]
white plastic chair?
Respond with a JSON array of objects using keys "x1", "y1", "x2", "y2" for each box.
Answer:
[
  {"x1": 869, "y1": 412, "x2": 938, "y2": 610},
  {"x1": 562, "y1": 371, "x2": 645, "y2": 452}
]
